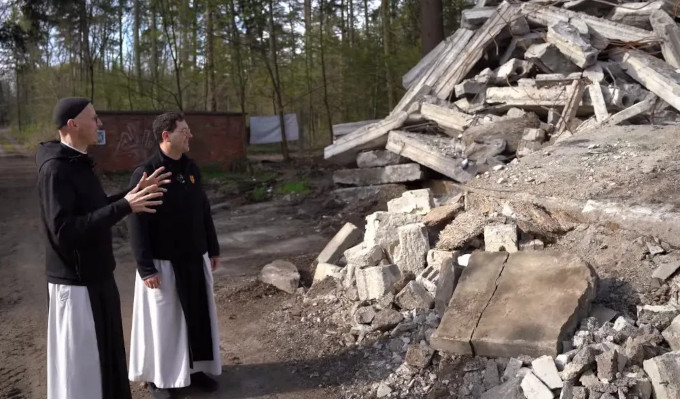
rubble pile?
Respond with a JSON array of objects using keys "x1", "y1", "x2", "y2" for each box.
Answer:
[
  {"x1": 259, "y1": 186, "x2": 680, "y2": 398},
  {"x1": 326, "y1": 0, "x2": 680, "y2": 201}
]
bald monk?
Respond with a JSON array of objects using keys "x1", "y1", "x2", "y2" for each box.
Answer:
[{"x1": 36, "y1": 97, "x2": 170, "y2": 398}]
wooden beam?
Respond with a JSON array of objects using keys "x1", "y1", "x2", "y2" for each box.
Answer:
[
  {"x1": 433, "y1": 1, "x2": 521, "y2": 100},
  {"x1": 386, "y1": 130, "x2": 478, "y2": 183},
  {"x1": 611, "y1": 49, "x2": 680, "y2": 113},
  {"x1": 555, "y1": 80, "x2": 586, "y2": 134},
  {"x1": 521, "y1": 3, "x2": 655, "y2": 43},
  {"x1": 650, "y1": 10, "x2": 680, "y2": 69}
]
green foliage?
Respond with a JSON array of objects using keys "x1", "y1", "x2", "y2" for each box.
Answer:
[{"x1": 250, "y1": 184, "x2": 271, "y2": 202}]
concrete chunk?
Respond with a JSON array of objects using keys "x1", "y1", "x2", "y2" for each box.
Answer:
[
  {"x1": 643, "y1": 351, "x2": 680, "y2": 398},
  {"x1": 532, "y1": 355, "x2": 564, "y2": 389},
  {"x1": 259, "y1": 260, "x2": 300, "y2": 294},
  {"x1": 433, "y1": 252, "x2": 462, "y2": 316},
  {"x1": 547, "y1": 22, "x2": 599, "y2": 68},
  {"x1": 317, "y1": 222, "x2": 362, "y2": 264},
  {"x1": 387, "y1": 189, "x2": 435, "y2": 214},
  {"x1": 332, "y1": 184, "x2": 407, "y2": 204},
  {"x1": 595, "y1": 349, "x2": 619, "y2": 382},
  {"x1": 416, "y1": 265, "x2": 440, "y2": 295},
  {"x1": 354, "y1": 306, "x2": 376, "y2": 324},
  {"x1": 525, "y1": 43, "x2": 580, "y2": 74},
  {"x1": 637, "y1": 304, "x2": 680, "y2": 330},
  {"x1": 590, "y1": 305, "x2": 618, "y2": 328},
  {"x1": 484, "y1": 223, "x2": 519, "y2": 253},
  {"x1": 423, "y1": 203, "x2": 463, "y2": 228},
  {"x1": 356, "y1": 150, "x2": 406, "y2": 168},
  {"x1": 394, "y1": 223, "x2": 430, "y2": 274},
  {"x1": 313, "y1": 263, "x2": 343, "y2": 284},
  {"x1": 472, "y1": 252, "x2": 597, "y2": 358},
  {"x1": 372, "y1": 308, "x2": 404, "y2": 331},
  {"x1": 503, "y1": 358, "x2": 525, "y2": 382},
  {"x1": 344, "y1": 243, "x2": 384, "y2": 267},
  {"x1": 405, "y1": 342, "x2": 435, "y2": 368},
  {"x1": 436, "y1": 211, "x2": 487, "y2": 250},
  {"x1": 332, "y1": 163, "x2": 424, "y2": 186},
  {"x1": 365, "y1": 211, "x2": 421, "y2": 258},
  {"x1": 521, "y1": 371, "x2": 555, "y2": 399},
  {"x1": 430, "y1": 252, "x2": 509, "y2": 355},
  {"x1": 662, "y1": 315, "x2": 680, "y2": 351},
  {"x1": 356, "y1": 264, "x2": 402, "y2": 301},
  {"x1": 522, "y1": 128, "x2": 547, "y2": 142},
  {"x1": 395, "y1": 280, "x2": 434, "y2": 310}
]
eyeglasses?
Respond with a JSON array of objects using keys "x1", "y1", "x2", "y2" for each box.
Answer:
[{"x1": 175, "y1": 128, "x2": 191, "y2": 136}]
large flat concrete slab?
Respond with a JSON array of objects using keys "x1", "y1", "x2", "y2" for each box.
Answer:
[
  {"x1": 430, "y1": 252, "x2": 508, "y2": 355},
  {"x1": 472, "y1": 251, "x2": 597, "y2": 358},
  {"x1": 431, "y1": 251, "x2": 597, "y2": 358}
]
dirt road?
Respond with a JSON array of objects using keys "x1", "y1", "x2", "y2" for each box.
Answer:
[{"x1": 0, "y1": 133, "x2": 356, "y2": 398}]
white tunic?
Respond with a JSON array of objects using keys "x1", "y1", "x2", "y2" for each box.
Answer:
[
  {"x1": 128, "y1": 253, "x2": 221, "y2": 389},
  {"x1": 47, "y1": 283, "x2": 102, "y2": 399}
]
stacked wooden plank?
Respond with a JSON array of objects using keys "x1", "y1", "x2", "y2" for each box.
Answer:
[{"x1": 326, "y1": 0, "x2": 680, "y2": 187}]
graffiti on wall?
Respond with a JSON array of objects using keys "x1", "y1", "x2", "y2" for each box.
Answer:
[{"x1": 114, "y1": 123, "x2": 157, "y2": 160}]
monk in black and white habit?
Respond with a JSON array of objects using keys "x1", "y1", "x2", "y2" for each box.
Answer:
[
  {"x1": 37, "y1": 97, "x2": 170, "y2": 398},
  {"x1": 127, "y1": 112, "x2": 222, "y2": 399}
]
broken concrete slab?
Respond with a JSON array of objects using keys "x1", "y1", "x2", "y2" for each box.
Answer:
[
  {"x1": 608, "y1": 0, "x2": 665, "y2": 30},
  {"x1": 651, "y1": 10, "x2": 680, "y2": 69},
  {"x1": 463, "y1": 113, "x2": 541, "y2": 154},
  {"x1": 344, "y1": 243, "x2": 384, "y2": 267},
  {"x1": 386, "y1": 130, "x2": 477, "y2": 183},
  {"x1": 259, "y1": 260, "x2": 300, "y2": 294},
  {"x1": 596, "y1": 349, "x2": 619, "y2": 382},
  {"x1": 436, "y1": 211, "x2": 487, "y2": 251},
  {"x1": 501, "y1": 33, "x2": 544, "y2": 65},
  {"x1": 532, "y1": 355, "x2": 564, "y2": 389},
  {"x1": 434, "y1": 252, "x2": 462, "y2": 316},
  {"x1": 461, "y1": 6, "x2": 496, "y2": 29},
  {"x1": 332, "y1": 184, "x2": 407, "y2": 204},
  {"x1": 356, "y1": 149, "x2": 407, "y2": 168},
  {"x1": 405, "y1": 342, "x2": 435, "y2": 368},
  {"x1": 332, "y1": 119, "x2": 382, "y2": 139},
  {"x1": 521, "y1": 370, "x2": 555, "y2": 399},
  {"x1": 356, "y1": 264, "x2": 402, "y2": 301},
  {"x1": 364, "y1": 211, "x2": 422, "y2": 257},
  {"x1": 503, "y1": 358, "x2": 524, "y2": 382},
  {"x1": 561, "y1": 346, "x2": 597, "y2": 381},
  {"x1": 394, "y1": 223, "x2": 430, "y2": 274},
  {"x1": 422, "y1": 203, "x2": 462, "y2": 229},
  {"x1": 313, "y1": 262, "x2": 344, "y2": 284},
  {"x1": 590, "y1": 305, "x2": 618, "y2": 328},
  {"x1": 546, "y1": 22, "x2": 599, "y2": 68},
  {"x1": 482, "y1": 377, "x2": 524, "y2": 399},
  {"x1": 652, "y1": 253, "x2": 680, "y2": 282},
  {"x1": 483, "y1": 359, "x2": 501, "y2": 389},
  {"x1": 492, "y1": 58, "x2": 534, "y2": 84},
  {"x1": 643, "y1": 351, "x2": 680, "y2": 398},
  {"x1": 395, "y1": 280, "x2": 434, "y2": 310},
  {"x1": 525, "y1": 43, "x2": 581, "y2": 74},
  {"x1": 332, "y1": 163, "x2": 424, "y2": 186},
  {"x1": 472, "y1": 251, "x2": 597, "y2": 358},
  {"x1": 626, "y1": 371, "x2": 653, "y2": 399},
  {"x1": 484, "y1": 223, "x2": 519, "y2": 253},
  {"x1": 662, "y1": 315, "x2": 680, "y2": 351},
  {"x1": 420, "y1": 102, "x2": 474, "y2": 132},
  {"x1": 317, "y1": 222, "x2": 362, "y2": 265},
  {"x1": 387, "y1": 189, "x2": 434, "y2": 214},
  {"x1": 510, "y1": 15, "x2": 530, "y2": 36},
  {"x1": 430, "y1": 252, "x2": 509, "y2": 355}
]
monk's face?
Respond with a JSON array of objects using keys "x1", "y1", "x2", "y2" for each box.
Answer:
[
  {"x1": 165, "y1": 119, "x2": 192, "y2": 154},
  {"x1": 71, "y1": 104, "x2": 102, "y2": 146}
]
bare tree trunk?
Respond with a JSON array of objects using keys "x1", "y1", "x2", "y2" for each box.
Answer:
[
  {"x1": 119, "y1": 0, "x2": 125, "y2": 68},
  {"x1": 319, "y1": 0, "x2": 333, "y2": 142},
  {"x1": 205, "y1": 0, "x2": 217, "y2": 111},
  {"x1": 151, "y1": 3, "x2": 159, "y2": 105},
  {"x1": 303, "y1": 0, "x2": 316, "y2": 146},
  {"x1": 228, "y1": 0, "x2": 249, "y2": 167},
  {"x1": 421, "y1": 0, "x2": 444, "y2": 56},
  {"x1": 349, "y1": 0, "x2": 354, "y2": 47},
  {"x1": 159, "y1": 0, "x2": 184, "y2": 109},
  {"x1": 266, "y1": 0, "x2": 290, "y2": 161},
  {"x1": 364, "y1": 0, "x2": 369, "y2": 35},
  {"x1": 134, "y1": 0, "x2": 142, "y2": 90},
  {"x1": 381, "y1": 0, "x2": 393, "y2": 109}
]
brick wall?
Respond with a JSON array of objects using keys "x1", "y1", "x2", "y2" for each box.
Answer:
[{"x1": 89, "y1": 111, "x2": 245, "y2": 172}]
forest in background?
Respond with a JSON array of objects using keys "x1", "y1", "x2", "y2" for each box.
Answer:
[{"x1": 0, "y1": 0, "x2": 470, "y2": 150}]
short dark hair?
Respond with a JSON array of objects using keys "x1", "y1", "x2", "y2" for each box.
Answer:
[{"x1": 152, "y1": 112, "x2": 185, "y2": 142}]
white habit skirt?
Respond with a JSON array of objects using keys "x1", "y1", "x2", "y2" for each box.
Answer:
[
  {"x1": 128, "y1": 253, "x2": 221, "y2": 389},
  {"x1": 47, "y1": 283, "x2": 103, "y2": 399}
]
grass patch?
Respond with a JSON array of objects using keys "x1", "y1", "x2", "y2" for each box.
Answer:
[
  {"x1": 9, "y1": 122, "x2": 57, "y2": 152},
  {"x1": 276, "y1": 179, "x2": 310, "y2": 195},
  {"x1": 250, "y1": 184, "x2": 271, "y2": 202}
]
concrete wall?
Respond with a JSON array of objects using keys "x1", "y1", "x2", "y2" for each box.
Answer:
[{"x1": 90, "y1": 111, "x2": 245, "y2": 172}]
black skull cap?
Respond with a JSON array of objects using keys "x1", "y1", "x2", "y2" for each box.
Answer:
[{"x1": 52, "y1": 97, "x2": 91, "y2": 128}]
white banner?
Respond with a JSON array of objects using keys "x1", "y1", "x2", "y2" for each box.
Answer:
[{"x1": 249, "y1": 114, "x2": 299, "y2": 144}]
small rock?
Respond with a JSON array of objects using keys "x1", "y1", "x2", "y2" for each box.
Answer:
[
  {"x1": 662, "y1": 314, "x2": 680, "y2": 351},
  {"x1": 578, "y1": 369, "x2": 599, "y2": 388},
  {"x1": 377, "y1": 382, "x2": 392, "y2": 398},
  {"x1": 258, "y1": 260, "x2": 300, "y2": 294},
  {"x1": 395, "y1": 281, "x2": 434, "y2": 310},
  {"x1": 354, "y1": 306, "x2": 376, "y2": 325},
  {"x1": 503, "y1": 358, "x2": 524, "y2": 382},
  {"x1": 521, "y1": 371, "x2": 554, "y2": 399},
  {"x1": 595, "y1": 350, "x2": 618, "y2": 382},
  {"x1": 483, "y1": 359, "x2": 501, "y2": 389}
]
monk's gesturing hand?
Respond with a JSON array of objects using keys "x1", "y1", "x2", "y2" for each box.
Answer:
[
  {"x1": 138, "y1": 167, "x2": 172, "y2": 192},
  {"x1": 144, "y1": 275, "x2": 161, "y2": 289},
  {"x1": 125, "y1": 183, "x2": 164, "y2": 213}
]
